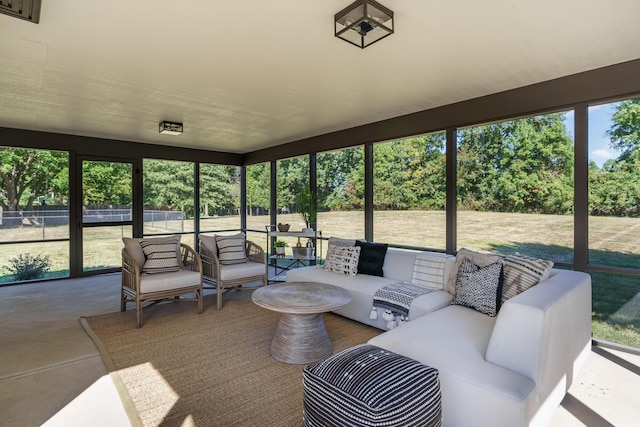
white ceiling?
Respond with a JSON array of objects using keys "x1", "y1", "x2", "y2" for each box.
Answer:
[{"x1": 2, "y1": 0, "x2": 640, "y2": 154}]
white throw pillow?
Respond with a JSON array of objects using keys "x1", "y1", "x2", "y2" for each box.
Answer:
[{"x1": 324, "y1": 246, "x2": 361, "y2": 277}]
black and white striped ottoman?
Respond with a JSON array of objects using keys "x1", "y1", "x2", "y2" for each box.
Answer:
[{"x1": 303, "y1": 344, "x2": 442, "y2": 427}]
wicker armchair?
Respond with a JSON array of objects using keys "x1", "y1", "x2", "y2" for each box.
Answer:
[
  {"x1": 199, "y1": 238, "x2": 268, "y2": 310},
  {"x1": 121, "y1": 242, "x2": 203, "y2": 328}
]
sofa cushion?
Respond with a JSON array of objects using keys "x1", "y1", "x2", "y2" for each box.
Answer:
[
  {"x1": 382, "y1": 250, "x2": 419, "y2": 282},
  {"x1": 451, "y1": 258, "x2": 503, "y2": 317},
  {"x1": 139, "y1": 269, "x2": 201, "y2": 293},
  {"x1": 446, "y1": 248, "x2": 503, "y2": 295},
  {"x1": 355, "y1": 241, "x2": 388, "y2": 276},
  {"x1": 303, "y1": 344, "x2": 442, "y2": 427},
  {"x1": 215, "y1": 233, "x2": 248, "y2": 265},
  {"x1": 502, "y1": 253, "x2": 554, "y2": 302},
  {"x1": 140, "y1": 235, "x2": 182, "y2": 275},
  {"x1": 325, "y1": 246, "x2": 361, "y2": 277}
]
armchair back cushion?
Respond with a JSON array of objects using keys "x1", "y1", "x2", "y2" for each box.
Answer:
[
  {"x1": 122, "y1": 237, "x2": 146, "y2": 269},
  {"x1": 199, "y1": 234, "x2": 217, "y2": 253}
]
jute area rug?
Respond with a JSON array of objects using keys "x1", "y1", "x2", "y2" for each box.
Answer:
[{"x1": 81, "y1": 288, "x2": 381, "y2": 427}]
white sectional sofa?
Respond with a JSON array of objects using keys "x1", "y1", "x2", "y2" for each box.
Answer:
[{"x1": 286, "y1": 248, "x2": 592, "y2": 427}]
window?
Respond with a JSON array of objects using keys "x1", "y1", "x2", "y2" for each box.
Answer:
[
  {"x1": 317, "y1": 147, "x2": 365, "y2": 243},
  {"x1": 588, "y1": 99, "x2": 640, "y2": 348},
  {"x1": 0, "y1": 147, "x2": 69, "y2": 283},
  {"x1": 246, "y1": 162, "x2": 271, "y2": 244},
  {"x1": 373, "y1": 133, "x2": 446, "y2": 249},
  {"x1": 456, "y1": 113, "x2": 575, "y2": 263},
  {"x1": 143, "y1": 159, "x2": 195, "y2": 248},
  {"x1": 274, "y1": 155, "x2": 310, "y2": 249},
  {"x1": 81, "y1": 160, "x2": 133, "y2": 272},
  {"x1": 199, "y1": 163, "x2": 241, "y2": 233}
]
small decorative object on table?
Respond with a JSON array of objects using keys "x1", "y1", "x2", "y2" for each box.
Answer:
[
  {"x1": 277, "y1": 223, "x2": 290, "y2": 232},
  {"x1": 274, "y1": 240, "x2": 287, "y2": 257}
]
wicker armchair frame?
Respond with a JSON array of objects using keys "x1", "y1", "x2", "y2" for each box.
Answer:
[
  {"x1": 200, "y1": 239, "x2": 268, "y2": 310},
  {"x1": 121, "y1": 242, "x2": 203, "y2": 328}
]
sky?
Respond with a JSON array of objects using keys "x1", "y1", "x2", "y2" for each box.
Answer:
[{"x1": 564, "y1": 103, "x2": 621, "y2": 168}]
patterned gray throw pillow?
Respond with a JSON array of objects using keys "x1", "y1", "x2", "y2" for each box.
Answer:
[{"x1": 451, "y1": 257, "x2": 503, "y2": 316}]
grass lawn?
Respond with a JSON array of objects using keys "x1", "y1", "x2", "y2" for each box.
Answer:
[{"x1": 1, "y1": 210, "x2": 639, "y2": 348}]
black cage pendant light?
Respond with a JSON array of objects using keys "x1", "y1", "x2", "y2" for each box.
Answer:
[{"x1": 335, "y1": 0, "x2": 394, "y2": 49}]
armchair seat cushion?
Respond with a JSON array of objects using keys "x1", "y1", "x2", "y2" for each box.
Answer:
[
  {"x1": 218, "y1": 261, "x2": 266, "y2": 281},
  {"x1": 139, "y1": 270, "x2": 202, "y2": 293}
]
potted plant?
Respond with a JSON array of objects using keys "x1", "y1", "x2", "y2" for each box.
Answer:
[
  {"x1": 274, "y1": 240, "x2": 287, "y2": 257},
  {"x1": 296, "y1": 186, "x2": 317, "y2": 233}
]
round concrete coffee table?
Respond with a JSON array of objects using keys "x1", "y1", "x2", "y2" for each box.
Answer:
[{"x1": 252, "y1": 282, "x2": 352, "y2": 364}]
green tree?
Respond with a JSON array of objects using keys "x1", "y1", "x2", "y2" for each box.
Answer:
[
  {"x1": 0, "y1": 148, "x2": 68, "y2": 211},
  {"x1": 373, "y1": 134, "x2": 446, "y2": 210},
  {"x1": 143, "y1": 160, "x2": 195, "y2": 217},
  {"x1": 82, "y1": 161, "x2": 132, "y2": 206},
  {"x1": 200, "y1": 164, "x2": 239, "y2": 216},
  {"x1": 590, "y1": 99, "x2": 640, "y2": 217},
  {"x1": 317, "y1": 147, "x2": 363, "y2": 211},
  {"x1": 607, "y1": 99, "x2": 640, "y2": 162},
  {"x1": 276, "y1": 156, "x2": 309, "y2": 213},
  {"x1": 457, "y1": 114, "x2": 574, "y2": 214},
  {"x1": 246, "y1": 162, "x2": 270, "y2": 215}
]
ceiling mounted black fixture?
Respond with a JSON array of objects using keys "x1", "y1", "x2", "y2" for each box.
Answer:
[
  {"x1": 159, "y1": 121, "x2": 183, "y2": 135},
  {"x1": 335, "y1": 0, "x2": 394, "y2": 49},
  {"x1": 0, "y1": 0, "x2": 41, "y2": 23}
]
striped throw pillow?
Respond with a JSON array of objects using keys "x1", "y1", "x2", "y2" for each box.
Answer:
[
  {"x1": 502, "y1": 253, "x2": 554, "y2": 302},
  {"x1": 412, "y1": 251, "x2": 451, "y2": 290},
  {"x1": 140, "y1": 236, "x2": 181, "y2": 275},
  {"x1": 215, "y1": 233, "x2": 248, "y2": 265}
]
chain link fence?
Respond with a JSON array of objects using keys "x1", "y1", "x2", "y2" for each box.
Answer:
[{"x1": 0, "y1": 207, "x2": 184, "y2": 240}]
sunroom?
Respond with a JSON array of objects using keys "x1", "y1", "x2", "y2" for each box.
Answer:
[{"x1": 1, "y1": 1, "x2": 640, "y2": 426}]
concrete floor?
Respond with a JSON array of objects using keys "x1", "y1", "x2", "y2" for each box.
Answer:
[{"x1": 1, "y1": 273, "x2": 639, "y2": 427}]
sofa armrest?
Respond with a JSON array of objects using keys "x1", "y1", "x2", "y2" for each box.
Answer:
[{"x1": 486, "y1": 270, "x2": 591, "y2": 395}]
